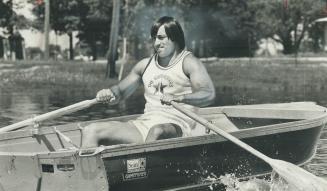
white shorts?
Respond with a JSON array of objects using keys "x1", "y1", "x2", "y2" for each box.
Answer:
[{"x1": 131, "y1": 110, "x2": 197, "y2": 141}]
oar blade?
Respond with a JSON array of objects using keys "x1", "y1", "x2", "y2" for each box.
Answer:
[{"x1": 270, "y1": 159, "x2": 327, "y2": 191}]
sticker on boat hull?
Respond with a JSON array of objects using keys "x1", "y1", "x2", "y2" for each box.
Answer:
[{"x1": 123, "y1": 158, "x2": 147, "y2": 181}]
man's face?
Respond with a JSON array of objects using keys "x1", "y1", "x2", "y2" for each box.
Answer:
[{"x1": 154, "y1": 25, "x2": 176, "y2": 58}]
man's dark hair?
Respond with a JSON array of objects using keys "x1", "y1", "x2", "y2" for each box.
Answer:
[{"x1": 151, "y1": 16, "x2": 185, "y2": 50}]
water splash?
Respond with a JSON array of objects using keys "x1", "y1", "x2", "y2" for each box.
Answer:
[
  {"x1": 220, "y1": 174, "x2": 271, "y2": 191},
  {"x1": 203, "y1": 172, "x2": 301, "y2": 191}
]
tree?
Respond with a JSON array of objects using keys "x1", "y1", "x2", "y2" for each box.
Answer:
[
  {"x1": 0, "y1": 0, "x2": 14, "y2": 31},
  {"x1": 0, "y1": 0, "x2": 30, "y2": 34},
  {"x1": 30, "y1": 0, "x2": 89, "y2": 60},
  {"x1": 257, "y1": 0, "x2": 323, "y2": 54},
  {"x1": 182, "y1": 0, "x2": 256, "y2": 57},
  {"x1": 245, "y1": 0, "x2": 322, "y2": 54},
  {"x1": 117, "y1": 0, "x2": 187, "y2": 58},
  {"x1": 106, "y1": 0, "x2": 120, "y2": 78},
  {"x1": 118, "y1": 0, "x2": 258, "y2": 58},
  {"x1": 0, "y1": 0, "x2": 31, "y2": 59},
  {"x1": 77, "y1": 0, "x2": 112, "y2": 61}
]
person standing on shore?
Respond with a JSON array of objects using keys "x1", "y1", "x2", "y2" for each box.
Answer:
[{"x1": 82, "y1": 16, "x2": 215, "y2": 147}]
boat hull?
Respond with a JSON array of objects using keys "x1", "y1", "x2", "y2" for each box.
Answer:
[
  {"x1": 102, "y1": 124, "x2": 323, "y2": 191},
  {"x1": 0, "y1": 102, "x2": 326, "y2": 191}
]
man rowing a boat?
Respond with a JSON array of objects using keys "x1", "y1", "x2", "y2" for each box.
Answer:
[{"x1": 82, "y1": 16, "x2": 215, "y2": 147}]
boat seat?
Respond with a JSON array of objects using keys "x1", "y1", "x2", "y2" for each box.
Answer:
[
  {"x1": 210, "y1": 114, "x2": 239, "y2": 132},
  {"x1": 207, "y1": 113, "x2": 239, "y2": 133},
  {"x1": 191, "y1": 113, "x2": 239, "y2": 136}
]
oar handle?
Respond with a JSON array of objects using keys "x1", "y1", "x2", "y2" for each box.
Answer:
[
  {"x1": 0, "y1": 99, "x2": 98, "y2": 133},
  {"x1": 171, "y1": 101, "x2": 273, "y2": 163}
]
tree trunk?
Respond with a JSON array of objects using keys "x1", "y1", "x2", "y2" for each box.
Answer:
[
  {"x1": 0, "y1": 37, "x2": 3, "y2": 58},
  {"x1": 106, "y1": 0, "x2": 121, "y2": 78},
  {"x1": 91, "y1": 33, "x2": 97, "y2": 61},
  {"x1": 91, "y1": 41, "x2": 97, "y2": 61},
  {"x1": 44, "y1": 0, "x2": 50, "y2": 60},
  {"x1": 282, "y1": 36, "x2": 294, "y2": 54},
  {"x1": 68, "y1": 32, "x2": 74, "y2": 60}
]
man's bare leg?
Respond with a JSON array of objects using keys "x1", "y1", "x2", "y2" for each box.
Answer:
[
  {"x1": 82, "y1": 121, "x2": 144, "y2": 148},
  {"x1": 145, "y1": 123, "x2": 183, "y2": 142}
]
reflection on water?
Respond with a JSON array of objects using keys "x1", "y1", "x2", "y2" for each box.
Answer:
[
  {"x1": 3, "y1": 86, "x2": 327, "y2": 127},
  {"x1": 0, "y1": 88, "x2": 145, "y2": 127},
  {"x1": 0, "y1": 94, "x2": 40, "y2": 123}
]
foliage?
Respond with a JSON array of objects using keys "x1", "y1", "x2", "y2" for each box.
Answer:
[
  {"x1": 32, "y1": 0, "x2": 90, "y2": 59},
  {"x1": 265, "y1": 1, "x2": 320, "y2": 54},
  {"x1": 77, "y1": 0, "x2": 113, "y2": 60},
  {"x1": 209, "y1": 0, "x2": 324, "y2": 55},
  {"x1": 11, "y1": 0, "x2": 327, "y2": 58},
  {"x1": 248, "y1": 0, "x2": 323, "y2": 54},
  {"x1": 119, "y1": 0, "x2": 256, "y2": 57},
  {"x1": 0, "y1": 0, "x2": 30, "y2": 34},
  {"x1": 29, "y1": 0, "x2": 113, "y2": 60},
  {"x1": 183, "y1": 0, "x2": 255, "y2": 57},
  {"x1": 119, "y1": 0, "x2": 186, "y2": 58},
  {"x1": 52, "y1": 0, "x2": 88, "y2": 34},
  {"x1": 30, "y1": 0, "x2": 88, "y2": 33},
  {"x1": 0, "y1": 0, "x2": 13, "y2": 32}
]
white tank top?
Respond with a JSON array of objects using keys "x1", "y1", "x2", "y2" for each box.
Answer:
[
  {"x1": 142, "y1": 50, "x2": 193, "y2": 112},
  {"x1": 134, "y1": 50, "x2": 202, "y2": 138}
]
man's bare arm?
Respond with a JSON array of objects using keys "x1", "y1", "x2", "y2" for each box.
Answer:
[
  {"x1": 102, "y1": 58, "x2": 149, "y2": 103},
  {"x1": 175, "y1": 54, "x2": 216, "y2": 107}
]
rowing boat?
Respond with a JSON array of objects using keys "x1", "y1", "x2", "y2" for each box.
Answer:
[{"x1": 0, "y1": 102, "x2": 326, "y2": 191}]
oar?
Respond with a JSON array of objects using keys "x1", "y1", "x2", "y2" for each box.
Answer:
[
  {"x1": 0, "y1": 99, "x2": 98, "y2": 133},
  {"x1": 171, "y1": 101, "x2": 327, "y2": 191}
]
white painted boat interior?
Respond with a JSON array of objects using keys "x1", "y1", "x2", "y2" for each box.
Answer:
[{"x1": 0, "y1": 102, "x2": 325, "y2": 154}]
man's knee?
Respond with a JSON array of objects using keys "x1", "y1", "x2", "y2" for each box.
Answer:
[
  {"x1": 83, "y1": 121, "x2": 116, "y2": 134},
  {"x1": 83, "y1": 121, "x2": 143, "y2": 146},
  {"x1": 83, "y1": 123, "x2": 98, "y2": 136},
  {"x1": 149, "y1": 126, "x2": 164, "y2": 138},
  {"x1": 82, "y1": 122, "x2": 114, "y2": 144},
  {"x1": 81, "y1": 123, "x2": 101, "y2": 147},
  {"x1": 147, "y1": 123, "x2": 182, "y2": 141}
]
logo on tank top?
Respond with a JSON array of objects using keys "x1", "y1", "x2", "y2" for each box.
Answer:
[{"x1": 147, "y1": 74, "x2": 174, "y2": 95}]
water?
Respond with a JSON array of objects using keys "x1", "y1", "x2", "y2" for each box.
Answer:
[
  {"x1": 217, "y1": 173, "x2": 293, "y2": 191},
  {"x1": 1, "y1": 81, "x2": 327, "y2": 190}
]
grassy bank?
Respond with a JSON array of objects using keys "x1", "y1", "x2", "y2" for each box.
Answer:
[
  {"x1": 204, "y1": 58, "x2": 327, "y2": 90},
  {"x1": 0, "y1": 61, "x2": 118, "y2": 93}
]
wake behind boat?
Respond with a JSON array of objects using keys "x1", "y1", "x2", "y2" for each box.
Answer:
[{"x1": 0, "y1": 102, "x2": 326, "y2": 191}]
